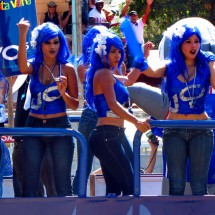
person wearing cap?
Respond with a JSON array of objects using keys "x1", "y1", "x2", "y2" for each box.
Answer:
[
  {"x1": 129, "y1": 0, "x2": 154, "y2": 45},
  {"x1": 126, "y1": 0, "x2": 154, "y2": 74},
  {"x1": 102, "y1": 5, "x2": 114, "y2": 23},
  {"x1": 102, "y1": 5, "x2": 119, "y2": 28},
  {"x1": 40, "y1": 1, "x2": 62, "y2": 27},
  {"x1": 88, "y1": 0, "x2": 109, "y2": 28}
]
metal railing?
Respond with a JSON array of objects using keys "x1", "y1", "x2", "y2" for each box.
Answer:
[
  {"x1": 0, "y1": 127, "x2": 88, "y2": 197},
  {"x1": 133, "y1": 120, "x2": 215, "y2": 196},
  {"x1": 3, "y1": 119, "x2": 215, "y2": 197}
]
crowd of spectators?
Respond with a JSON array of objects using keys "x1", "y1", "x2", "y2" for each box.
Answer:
[{"x1": 40, "y1": 0, "x2": 155, "y2": 57}]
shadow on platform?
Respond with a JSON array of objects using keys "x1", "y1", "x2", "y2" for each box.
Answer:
[{"x1": 1, "y1": 195, "x2": 215, "y2": 215}]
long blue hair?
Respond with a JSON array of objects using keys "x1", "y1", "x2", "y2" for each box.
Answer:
[
  {"x1": 78, "y1": 25, "x2": 108, "y2": 66},
  {"x1": 30, "y1": 22, "x2": 70, "y2": 71},
  {"x1": 167, "y1": 24, "x2": 207, "y2": 77},
  {"x1": 85, "y1": 32, "x2": 124, "y2": 110}
]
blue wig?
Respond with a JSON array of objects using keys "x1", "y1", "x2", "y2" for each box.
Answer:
[
  {"x1": 167, "y1": 24, "x2": 206, "y2": 77},
  {"x1": 30, "y1": 22, "x2": 70, "y2": 71},
  {"x1": 85, "y1": 32, "x2": 124, "y2": 110},
  {"x1": 78, "y1": 25, "x2": 108, "y2": 66}
]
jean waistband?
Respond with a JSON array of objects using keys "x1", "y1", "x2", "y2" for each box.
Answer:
[
  {"x1": 27, "y1": 115, "x2": 68, "y2": 125},
  {"x1": 95, "y1": 125, "x2": 125, "y2": 132}
]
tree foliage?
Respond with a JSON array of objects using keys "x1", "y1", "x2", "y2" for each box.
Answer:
[
  {"x1": 112, "y1": 0, "x2": 214, "y2": 48},
  {"x1": 133, "y1": 0, "x2": 211, "y2": 47}
]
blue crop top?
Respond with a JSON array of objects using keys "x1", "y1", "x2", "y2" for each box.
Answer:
[
  {"x1": 30, "y1": 63, "x2": 66, "y2": 115},
  {"x1": 94, "y1": 77, "x2": 129, "y2": 118},
  {"x1": 166, "y1": 64, "x2": 210, "y2": 114}
]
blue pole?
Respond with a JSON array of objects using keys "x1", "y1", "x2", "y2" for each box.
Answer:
[
  {"x1": 132, "y1": 119, "x2": 215, "y2": 196},
  {"x1": 72, "y1": 0, "x2": 77, "y2": 57},
  {"x1": 150, "y1": 120, "x2": 215, "y2": 128},
  {"x1": 133, "y1": 130, "x2": 142, "y2": 197}
]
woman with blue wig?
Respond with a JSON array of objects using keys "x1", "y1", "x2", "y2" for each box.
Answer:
[
  {"x1": 72, "y1": 26, "x2": 131, "y2": 195},
  {"x1": 17, "y1": 19, "x2": 79, "y2": 197},
  {"x1": 136, "y1": 24, "x2": 215, "y2": 195},
  {"x1": 85, "y1": 31, "x2": 151, "y2": 196},
  {"x1": 72, "y1": 25, "x2": 107, "y2": 195}
]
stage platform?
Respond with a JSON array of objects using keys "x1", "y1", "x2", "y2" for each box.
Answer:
[{"x1": 0, "y1": 195, "x2": 215, "y2": 215}]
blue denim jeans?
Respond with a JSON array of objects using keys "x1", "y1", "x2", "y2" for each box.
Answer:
[
  {"x1": 22, "y1": 115, "x2": 74, "y2": 197},
  {"x1": 72, "y1": 107, "x2": 98, "y2": 194},
  {"x1": 89, "y1": 125, "x2": 133, "y2": 196},
  {"x1": 163, "y1": 128, "x2": 214, "y2": 195},
  {"x1": 72, "y1": 107, "x2": 134, "y2": 194}
]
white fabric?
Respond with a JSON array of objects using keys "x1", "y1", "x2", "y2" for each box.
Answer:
[
  {"x1": 88, "y1": 8, "x2": 107, "y2": 23},
  {"x1": 24, "y1": 82, "x2": 31, "y2": 110},
  {"x1": 131, "y1": 18, "x2": 144, "y2": 45},
  {"x1": 209, "y1": 86, "x2": 215, "y2": 94},
  {"x1": 13, "y1": 91, "x2": 18, "y2": 103},
  {"x1": 95, "y1": 0, "x2": 104, "y2": 3},
  {"x1": 12, "y1": 74, "x2": 28, "y2": 103},
  {"x1": 12, "y1": 74, "x2": 28, "y2": 94}
]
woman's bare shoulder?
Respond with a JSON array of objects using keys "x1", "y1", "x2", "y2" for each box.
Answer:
[
  {"x1": 94, "y1": 68, "x2": 114, "y2": 83},
  {"x1": 61, "y1": 63, "x2": 75, "y2": 74},
  {"x1": 96, "y1": 68, "x2": 112, "y2": 76}
]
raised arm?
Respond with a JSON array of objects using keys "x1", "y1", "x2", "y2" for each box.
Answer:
[
  {"x1": 143, "y1": 61, "x2": 167, "y2": 78},
  {"x1": 17, "y1": 19, "x2": 33, "y2": 74},
  {"x1": 116, "y1": 57, "x2": 166, "y2": 86},
  {"x1": 120, "y1": 0, "x2": 131, "y2": 17},
  {"x1": 88, "y1": 0, "x2": 95, "y2": 9},
  {"x1": 142, "y1": 0, "x2": 154, "y2": 24}
]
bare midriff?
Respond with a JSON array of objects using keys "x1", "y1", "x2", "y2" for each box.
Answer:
[
  {"x1": 29, "y1": 112, "x2": 67, "y2": 119},
  {"x1": 97, "y1": 117, "x2": 125, "y2": 128},
  {"x1": 168, "y1": 112, "x2": 209, "y2": 120}
]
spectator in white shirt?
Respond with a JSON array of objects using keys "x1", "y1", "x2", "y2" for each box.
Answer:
[
  {"x1": 126, "y1": 0, "x2": 154, "y2": 72},
  {"x1": 88, "y1": 0, "x2": 109, "y2": 28}
]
